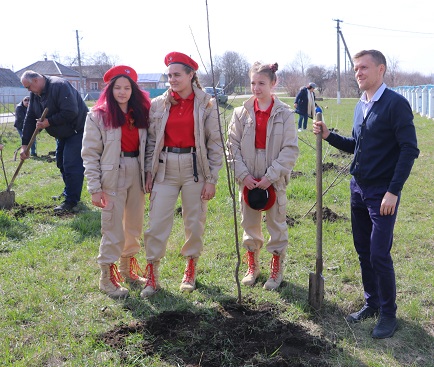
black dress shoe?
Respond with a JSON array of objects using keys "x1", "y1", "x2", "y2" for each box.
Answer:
[
  {"x1": 372, "y1": 316, "x2": 397, "y2": 339},
  {"x1": 346, "y1": 305, "x2": 379, "y2": 323},
  {"x1": 52, "y1": 192, "x2": 66, "y2": 200},
  {"x1": 54, "y1": 201, "x2": 77, "y2": 213}
]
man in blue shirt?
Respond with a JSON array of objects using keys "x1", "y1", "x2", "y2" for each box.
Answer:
[{"x1": 313, "y1": 50, "x2": 419, "y2": 339}]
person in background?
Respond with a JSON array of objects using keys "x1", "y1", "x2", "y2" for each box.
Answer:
[
  {"x1": 227, "y1": 62, "x2": 299, "y2": 290},
  {"x1": 0, "y1": 144, "x2": 3, "y2": 150},
  {"x1": 313, "y1": 49, "x2": 419, "y2": 339},
  {"x1": 20, "y1": 71, "x2": 88, "y2": 213},
  {"x1": 81, "y1": 65, "x2": 151, "y2": 299},
  {"x1": 141, "y1": 51, "x2": 223, "y2": 297},
  {"x1": 14, "y1": 96, "x2": 37, "y2": 156},
  {"x1": 294, "y1": 82, "x2": 316, "y2": 132}
]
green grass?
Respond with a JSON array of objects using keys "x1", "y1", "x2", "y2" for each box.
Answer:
[{"x1": 0, "y1": 97, "x2": 433, "y2": 366}]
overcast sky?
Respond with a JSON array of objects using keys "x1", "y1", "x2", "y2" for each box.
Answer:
[{"x1": 2, "y1": 0, "x2": 433, "y2": 78}]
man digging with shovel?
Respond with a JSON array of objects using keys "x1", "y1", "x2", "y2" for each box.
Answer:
[
  {"x1": 20, "y1": 71, "x2": 88, "y2": 214},
  {"x1": 313, "y1": 50, "x2": 419, "y2": 339}
]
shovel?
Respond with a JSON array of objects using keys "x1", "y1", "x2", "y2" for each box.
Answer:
[
  {"x1": 308, "y1": 111, "x2": 325, "y2": 311},
  {"x1": 0, "y1": 108, "x2": 48, "y2": 209}
]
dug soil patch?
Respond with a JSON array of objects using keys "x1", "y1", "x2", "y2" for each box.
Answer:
[
  {"x1": 312, "y1": 206, "x2": 347, "y2": 223},
  {"x1": 100, "y1": 301, "x2": 333, "y2": 366}
]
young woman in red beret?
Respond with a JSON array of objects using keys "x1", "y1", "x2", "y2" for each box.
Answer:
[
  {"x1": 227, "y1": 62, "x2": 299, "y2": 290},
  {"x1": 81, "y1": 65, "x2": 151, "y2": 298},
  {"x1": 141, "y1": 52, "x2": 223, "y2": 297}
]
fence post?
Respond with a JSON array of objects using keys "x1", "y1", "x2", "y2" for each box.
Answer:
[{"x1": 429, "y1": 87, "x2": 434, "y2": 119}]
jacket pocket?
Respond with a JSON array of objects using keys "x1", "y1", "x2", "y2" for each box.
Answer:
[
  {"x1": 117, "y1": 163, "x2": 126, "y2": 189},
  {"x1": 277, "y1": 191, "x2": 287, "y2": 219},
  {"x1": 149, "y1": 191, "x2": 157, "y2": 211},
  {"x1": 101, "y1": 200, "x2": 114, "y2": 231},
  {"x1": 154, "y1": 153, "x2": 166, "y2": 183}
]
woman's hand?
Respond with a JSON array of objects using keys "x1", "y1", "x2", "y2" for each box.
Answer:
[
  {"x1": 91, "y1": 191, "x2": 107, "y2": 208},
  {"x1": 255, "y1": 176, "x2": 271, "y2": 190},
  {"x1": 243, "y1": 175, "x2": 271, "y2": 190},
  {"x1": 145, "y1": 172, "x2": 153, "y2": 193},
  {"x1": 201, "y1": 182, "x2": 216, "y2": 201},
  {"x1": 243, "y1": 175, "x2": 257, "y2": 190}
]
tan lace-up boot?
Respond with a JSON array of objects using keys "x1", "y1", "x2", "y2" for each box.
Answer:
[
  {"x1": 263, "y1": 252, "x2": 286, "y2": 290},
  {"x1": 241, "y1": 250, "x2": 260, "y2": 286},
  {"x1": 99, "y1": 263, "x2": 129, "y2": 298},
  {"x1": 140, "y1": 261, "x2": 161, "y2": 298},
  {"x1": 119, "y1": 256, "x2": 147, "y2": 285},
  {"x1": 180, "y1": 257, "x2": 198, "y2": 292}
]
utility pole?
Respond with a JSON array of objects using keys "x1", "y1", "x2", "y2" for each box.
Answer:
[
  {"x1": 76, "y1": 30, "x2": 84, "y2": 98},
  {"x1": 333, "y1": 19, "x2": 342, "y2": 104}
]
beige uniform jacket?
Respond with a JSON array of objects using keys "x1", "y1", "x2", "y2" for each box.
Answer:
[
  {"x1": 145, "y1": 85, "x2": 223, "y2": 185},
  {"x1": 227, "y1": 96, "x2": 299, "y2": 191},
  {"x1": 81, "y1": 110, "x2": 147, "y2": 196}
]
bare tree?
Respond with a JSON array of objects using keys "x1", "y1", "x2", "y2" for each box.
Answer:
[
  {"x1": 291, "y1": 51, "x2": 312, "y2": 77},
  {"x1": 62, "y1": 52, "x2": 119, "y2": 68},
  {"x1": 385, "y1": 56, "x2": 400, "y2": 87},
  {"x1": 213, "y1": 51, "x2": 250, "y2": 94},
  {"x1": 278, "y1": 69, "x2": 304, "y2": 97},
  {"x1": 306, "y1": 65, "x2": 335, "y2": 94}
]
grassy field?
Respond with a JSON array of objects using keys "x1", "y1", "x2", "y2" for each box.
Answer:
[{"x1": 0, "y1": 96, "x2": 433, "y2": 366}]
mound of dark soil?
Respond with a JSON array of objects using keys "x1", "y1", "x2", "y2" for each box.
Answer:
[
  {"x1": 291, "y1": 171, "x2": 304, "y2": 179},
  {"x1": 312, "y1": 206, "x2": 347, "y2": 223},
  {"x1": 312, "y1": 162, "x2": 350, "y2": 175},
  {"x1": 9, "y1": 203, "x2": 78, "y2": 218},
  {"x1": 100, "y1": 302, "x2": 333, "y2": 366}
]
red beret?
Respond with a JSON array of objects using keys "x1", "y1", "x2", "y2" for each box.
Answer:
[
  {"x1": 103, "y1": 65, "x2": 138, "y2": 83},
  {"x1": 243, "y1": 181, "x2": 276, "y2": 211},
  {"x1": 164, "y1": 51, "x2": 198, "y2": 71}
]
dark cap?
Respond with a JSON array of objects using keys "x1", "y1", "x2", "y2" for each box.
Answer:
[{"x1": 243, "y1": 184, "x2": 276, "y2": 211}]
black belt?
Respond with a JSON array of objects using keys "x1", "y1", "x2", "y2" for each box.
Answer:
[
  {"x1": 163, "y1": 146, "x2": 198, "y2": 182},
  {"x1": 163, "y1": 146, "x2": 196, "y2": 154},
  {"x1": 121, "y1": 151, "x2": 139, "y2": 157}
]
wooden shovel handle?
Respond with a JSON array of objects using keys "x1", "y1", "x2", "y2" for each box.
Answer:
[
  {"x1": 7, "y1": 108, "x2": 48, "y2": 191},
  {"x1": 315, "y1": 112, "x2": 323, "y2": 275}
]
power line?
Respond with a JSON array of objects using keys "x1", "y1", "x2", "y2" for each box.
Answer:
[{"x1": 344, "y1": 22, "x2": 434, "y2": 36}]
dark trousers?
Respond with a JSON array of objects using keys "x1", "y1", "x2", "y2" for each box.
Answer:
[
  {"x1": 298, "y1": 113, "x2": 308, "y2": 129},
  {"x1": 16, "y1": 128, "x2": 37, "y2": 155},
  {"x1": 350, "y1": 178, "x2": 400, "y2": 318},
  {"x1": 55, "y1": 131, "x2": 84, "y2": 205}
]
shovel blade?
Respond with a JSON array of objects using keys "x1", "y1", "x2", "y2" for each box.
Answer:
[
  {"x1": 308, "y1": 271, "x2": 325, "y2": 311},
  {"x1": 0, "y1": 190, "x2": 15, "y2": 210}
]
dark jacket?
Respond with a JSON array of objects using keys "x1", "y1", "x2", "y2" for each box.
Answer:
[
  {"x1": 22, "y1": 76, "x2": 88, "y2": 143},
  {"x1": 294, "y1": 87, "x2": 315, "y2": 116},
  {"x1": 325, "y1": 88, "x2": 419, "y2": 195},
  {"x1": 14, "y1": 101, "x2": 27, "y2": 130}
]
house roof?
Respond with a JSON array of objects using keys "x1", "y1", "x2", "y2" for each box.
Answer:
[
  {"x1": 15, "y1": 60, "x2": 80, "y2": 78},
  {"x1": 138, "y1": 73, "x2": 165, "y2": 83},
  {"x1": 0, "y1": 67, "x2": 22, "y2": 87},
  {"x1": 72, "y1": 65, "x2": 112, "y2": 79}
]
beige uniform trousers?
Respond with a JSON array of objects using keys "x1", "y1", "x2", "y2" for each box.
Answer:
[
  {"x1": 144, "y1": 151, "x2": 207, "y2": 261},
  {"x1": 240, "y1": 149, "x2": 288, "y2": 255},
  {"x1": 97, "y1": 156, "x2": 145, "y2": 265}
]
